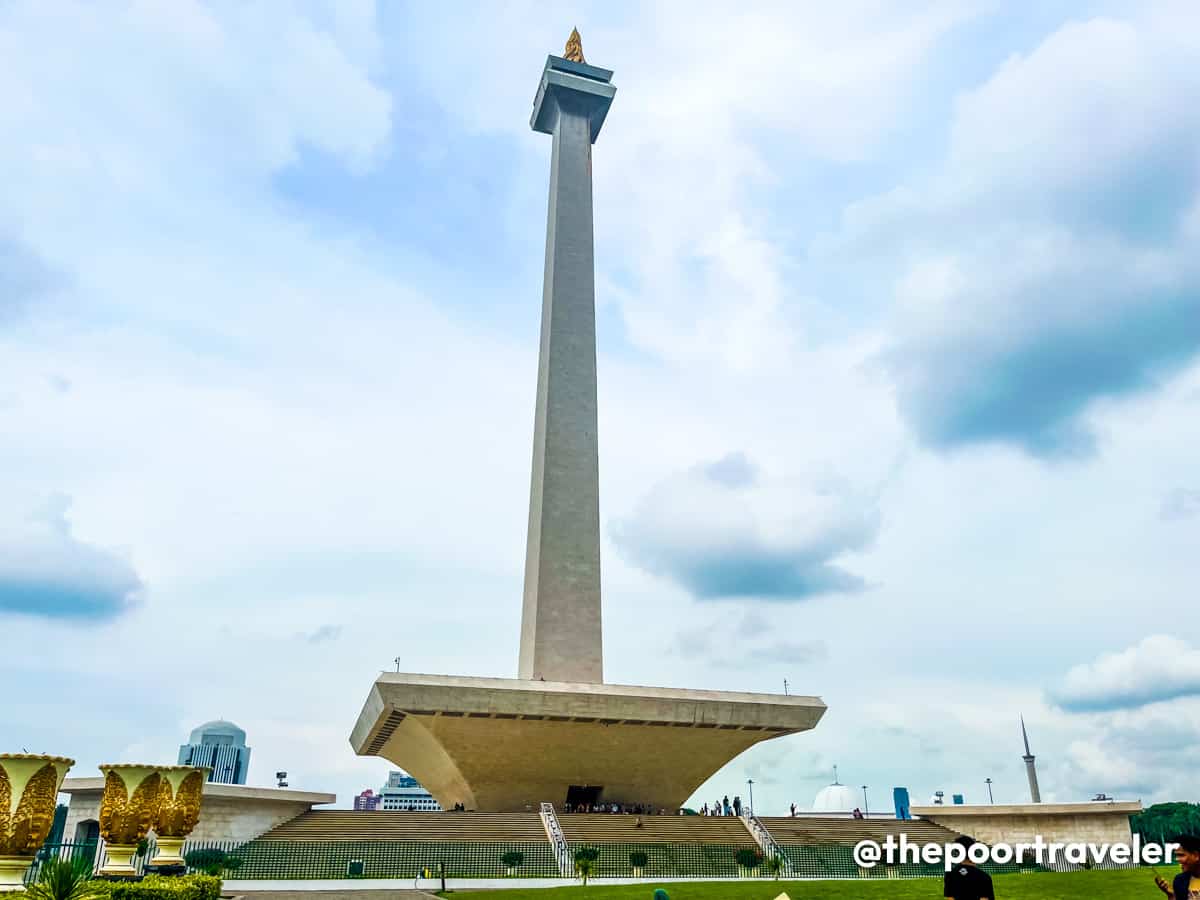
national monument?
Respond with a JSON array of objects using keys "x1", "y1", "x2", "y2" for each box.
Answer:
[{"x1": 350, "y1": 30, "x2": 826, "y2": 813}]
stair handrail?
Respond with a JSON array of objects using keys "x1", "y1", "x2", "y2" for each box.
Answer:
[
  {"x1": 742, "y1": 812, "x2": 793, "y2": 877},
  {"x1": 539, "y1": 802, "x2": 573, "y2": 877}
]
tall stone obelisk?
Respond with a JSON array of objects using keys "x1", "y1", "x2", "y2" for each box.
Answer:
[
  {"x1": 1021, "y1": 716, "x2": 1042, "y2": 803},
  {"x1": 519, "y1": 30, "x2": 616, "y2": 684}
]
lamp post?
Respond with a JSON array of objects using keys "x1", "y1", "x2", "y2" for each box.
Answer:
[
  {"x1": 862, "y1": 785, "x2": 869, "y2": 817},
  {"x1": 747, "y1": 779, "x2": 755, "y2": 816},
  {"x1": 986, "y1": 778, "x2": 994, "y2": 804}
]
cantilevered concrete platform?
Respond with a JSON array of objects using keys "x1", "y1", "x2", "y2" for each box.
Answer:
[{"x1": 351, "y1": 673, "x2": 825, "y2": 812}]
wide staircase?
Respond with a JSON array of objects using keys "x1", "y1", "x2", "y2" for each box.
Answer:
[
  {"x1": 758, "y1": 816, "x2": 1030, "y2": 879},
  {"x1": 558, "y1": 814, "x2": 759, "y2": 879},
  {"x1": 232, "y1": 811, "x2": 558, "y2": 879}
]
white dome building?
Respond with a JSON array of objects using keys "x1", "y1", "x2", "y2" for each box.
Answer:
[{"x1": 812, "y1": 780, "x2": 859, "y2": 814}]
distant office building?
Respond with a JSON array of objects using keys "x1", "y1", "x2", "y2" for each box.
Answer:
[
  {"x1": 354, "y1": 789, "x2": 381, "y2": 811},
  {"x1": 178, "y1": 719, "x2": 252, "y2": 785},
  {"x1": 379, "y1": 771, "x2": 440, "y2": 811}
]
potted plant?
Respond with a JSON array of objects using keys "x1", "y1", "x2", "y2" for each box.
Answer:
[
  {"x1": 734, "y1": 847, "x2": 763, "y2": 878},
  {"x1": 573, "y1": 847, "x2": 599, "y2": 885},
  {"x1": 500, "y1": 850, "x2": 524, "y2": 876},
  {"x1": 629, "y1": 850, "x2": 648, "y2": 877}
]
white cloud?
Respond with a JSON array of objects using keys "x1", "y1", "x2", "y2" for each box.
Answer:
[
  {"x1": 826, "y1": 12, "x2": 1200, "y2": 456},
  {"x1": 1, "y1": 2, "x2": 1199, "y2": 815},
  {"x1": 0, "y1": 494, "x2": 142, "y2": 620},
  {"x1": 611, "y1": 454, "x2": 880, "y2": 601},
  {"x1": 1050, "y1": 635, "x2": 1200, "y2": 712}
]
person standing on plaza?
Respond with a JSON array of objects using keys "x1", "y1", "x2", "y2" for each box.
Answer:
[{"x1": 943, "y1": 836, "x2": 994, "y2": 900}]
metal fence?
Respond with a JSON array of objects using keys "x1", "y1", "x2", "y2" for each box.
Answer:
[
  {"x1": 22, "y1": 839, "x2": 244, "y2": 885},
  {"x1": 21, "y1": 836, "x2": 1149, "y2": 884}
]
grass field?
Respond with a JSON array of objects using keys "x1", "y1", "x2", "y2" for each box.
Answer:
[{"x1": 440, "y1": 867, "x2": 1162, "y2": 897}]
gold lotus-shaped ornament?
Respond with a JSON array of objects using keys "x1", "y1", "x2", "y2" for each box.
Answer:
[
  {"x1": 0, "y1": 754, "x2": 75, "y2": 856},
  {"x1": 154, "y1": 766, "x2": 207, "y2": 838},
  {"x1": 98, "y1": 764, "x2": 163, "y2": 846}
]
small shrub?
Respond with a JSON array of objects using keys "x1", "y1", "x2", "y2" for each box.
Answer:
[
  {"x1": 499, "y1": 850, "x2": 524, "y2": 870},
  {"x1": 629, "y1": 850, "x2": 649, "y2": 869},
  {"x1": 181, "y1": 849, "x2": 240, "y2": 877},
  {"x1": 734, "y1": 847, "x2": 763, "y2": 870},
  {"x1": 107, "y1": 875, "x2": 221, "y2": 900}
]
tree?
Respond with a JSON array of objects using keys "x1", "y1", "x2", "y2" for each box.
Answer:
[{"x1": 1132, "y1": 802, "x2": 1200, "y2": 842}]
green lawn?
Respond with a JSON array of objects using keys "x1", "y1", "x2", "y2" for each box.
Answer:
[{"x1": 440, "y1": 867, "x2": 1161, "y2": 898}]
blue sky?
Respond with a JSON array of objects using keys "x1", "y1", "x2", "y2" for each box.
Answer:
[{"x1": 2, "y1": 0, "x2": 1199, "y2": 814}]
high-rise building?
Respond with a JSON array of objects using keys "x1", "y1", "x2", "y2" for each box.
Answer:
[
  {"x1": 178, "y1": 719, "x2": 252, "y2": 785},
  {"x1": 379, "y1": 771, "x2": 440, "y2": 811},
  {"x1": 353, "y1": 789, "x2": 381, "y2": 810}
]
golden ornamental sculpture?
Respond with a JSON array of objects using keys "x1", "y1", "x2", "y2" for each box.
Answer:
[
  {"x1": 564, "y1": 27, "x2": 585, "y2": 64},
  {"x1": 149, "y1": 766, "x2": 208, "y2": 867},
  {"x1": 97, "y1": 764, "x2": 163, "y2": 877},
  {"x1": 0, "y1": 754, "x2": 75, "y2": 892}
]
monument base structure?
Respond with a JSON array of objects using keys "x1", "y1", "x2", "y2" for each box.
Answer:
[{"x1": 351, "y1": 673, "x2": 824, "y2": 812}]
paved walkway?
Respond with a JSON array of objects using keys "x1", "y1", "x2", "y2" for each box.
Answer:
[{"x1": 235, "y1": 891, "x2": 438, "y2": 899}]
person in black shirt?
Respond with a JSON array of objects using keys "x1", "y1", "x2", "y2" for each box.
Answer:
[
  {"x1": 943, "y1": 835, "x2": 995, "y2": 900},
  {"x1": 1156, "y1": 834, "x2": 1200, "y2": 898}
]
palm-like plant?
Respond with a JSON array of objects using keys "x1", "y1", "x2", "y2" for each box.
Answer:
[
  {"x1": 573, "y1": 847, "x2": 599, "y2": 886},
  {"x1": 24, "y1": 855, "x2": 102, "y2": 900}
]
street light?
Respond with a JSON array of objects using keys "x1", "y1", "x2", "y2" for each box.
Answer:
[
  {"x1": 986, "y1": 778, "x2": 994, "y2": 804},
  {"x1": 862, "y1": 785, "x2": 869, "y2": 817},
  {"x1": 746, "y1": 779, "x2": 755, "y2": 816}
]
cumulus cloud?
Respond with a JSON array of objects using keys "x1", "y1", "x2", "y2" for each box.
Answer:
[
  {"x1": 1049, "y1": 635, "x2": 1200, "y2": 712},
  {"x1": 831, "y1": 15, "x2": 1200, "y2": 457},
  {"x1": 1057, "y1": 697, "x2": 1200, "y2": 800},
  {"x1": 0, "y1": 494, "x2": 142, "y2": 621},
  {"x1": 611, "y1": 453, "x2": 878, "y2": 601}
]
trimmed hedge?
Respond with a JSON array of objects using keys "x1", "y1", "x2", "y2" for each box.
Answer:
[{"x1": 106, "y1": 875, "x2": 221, "y2": 900}]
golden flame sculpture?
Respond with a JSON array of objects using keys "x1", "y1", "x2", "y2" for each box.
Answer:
[
  {"x1": 0, "y1": 754, "x2": 75, "y2": 892},
  {"x1": 97, "y1": 765, "x2": 163, "y2": 877},
  {"x1": 564, "y1": 27, "x2": 585, "y2": 64},
  {"x1": 149, "y1": 766, "x2": 207, "y2": 867}
]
